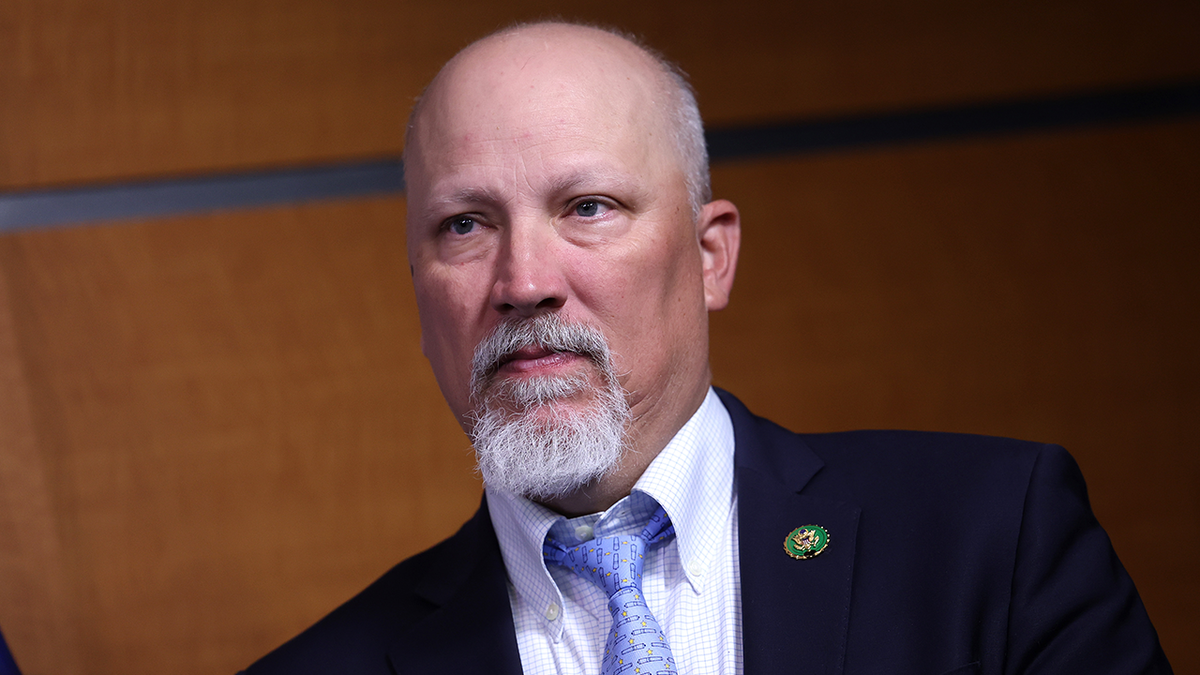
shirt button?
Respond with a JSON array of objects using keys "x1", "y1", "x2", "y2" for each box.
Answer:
[
  {"x1": 575, "y1": 525, "x2": 594, "y2": 540},
  {"x1": 545, "y1": 603, "x2": 560, "y2": 621}
]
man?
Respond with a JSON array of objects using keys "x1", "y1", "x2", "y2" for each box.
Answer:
[{"x1": 244, "y1": 21, "x2": 1170, "y2": 674}]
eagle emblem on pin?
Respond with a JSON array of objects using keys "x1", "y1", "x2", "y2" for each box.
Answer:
[{"x1": 784, "y1": 525, "x2": 830, "y2": 559}]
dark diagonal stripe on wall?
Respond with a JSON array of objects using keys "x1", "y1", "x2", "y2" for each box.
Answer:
[
  {"x1": 1, "y1": 80, "x2": 1198, "y2": 231},
  {"x1": 0, "y1": 160, "x2": 404, "y2": 232},
  {"x1": 704, "y1": 80, "x2": 1200, "y2": 161}
]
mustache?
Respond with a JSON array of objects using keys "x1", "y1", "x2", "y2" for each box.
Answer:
[{"x1": 470, "y1": 314, "x2": 611, "y2": 396}]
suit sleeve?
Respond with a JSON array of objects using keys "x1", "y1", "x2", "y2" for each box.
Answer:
[{"x1": 1004, "y1": 444, "x2": 1171, "y2": 674}]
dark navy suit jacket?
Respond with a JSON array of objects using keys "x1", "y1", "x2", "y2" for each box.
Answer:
[{"x1": 243, "y1": 390, "x2": 1170, "y2": 674}]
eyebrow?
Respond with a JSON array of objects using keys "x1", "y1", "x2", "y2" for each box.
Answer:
[
  {"x1": 441, "y1": 185, "x2": 506, "y2": 206},
  {"x1": 418, "y1": 167, "x2": 648, "y2": 221},
  {"x1": 419, "y1": 185, "x2": 508, "y2": 221},
  {"x1": 547, "y1": 169, "x2": 639, "y2": 197}
]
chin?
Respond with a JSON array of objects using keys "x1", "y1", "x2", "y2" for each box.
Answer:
[{"x1": 469, "y1": 375, "x2": 632, "y2": 501}]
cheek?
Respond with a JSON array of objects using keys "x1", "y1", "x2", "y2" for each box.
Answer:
[
  {"x1": 414, "y1": 263, "x2": 487, "y2": 338},
  {"x1": 635, "y1": 232, "x2": 706, "y2": 315},
  {"x1": 413, "y1": 273, "x2": 482, "y2": 392},
  {"x1": 585, "y1": 232, "x2": 706, "y2": 359}
]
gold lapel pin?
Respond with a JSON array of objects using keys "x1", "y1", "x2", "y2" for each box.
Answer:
[{"x1": 784, "y1": 524, "x2": 830, "y2": 559}]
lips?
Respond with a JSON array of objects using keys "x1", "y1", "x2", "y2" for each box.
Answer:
[
  {"x1": 470, "y1": 315, "x2": 612, "y2": 399},
  {"x1": 496, "y1": 346, "x2": 585, "y2": 375}
]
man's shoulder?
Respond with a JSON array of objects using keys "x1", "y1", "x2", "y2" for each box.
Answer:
[
  {"x1": 241, "y1": 506, "x2": 489, "y2": 674},
  {"x1": 795, "y1": 428, "x2": 1064, "y2": 508},
  {"x1": 717, "y1": 389, "x2": 1065, "y2": 510},
  {"x1": 800, "y1": 428, "x2": 1052, "y2": 474}
]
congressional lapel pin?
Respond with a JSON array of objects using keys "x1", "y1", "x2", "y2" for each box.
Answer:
[{"x1": 784, "y1": 525, "x2": 830, "y2": 559}]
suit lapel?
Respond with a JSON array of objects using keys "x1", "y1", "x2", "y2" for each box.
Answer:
[
  {"x1": 719, "y1": 390, "x2": 861, "y2": 675},
  {"x1": 385, "y1": 393, "x2": 860, "y2": 675},
  {"x1": 386, "y1": 500, "x2": 524, "y2": 675}
]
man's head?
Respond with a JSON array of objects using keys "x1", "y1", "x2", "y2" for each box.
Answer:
[
  {"x1": 404, "y1": 22, "x2": 740, "y2": 513},
  {"x1": 405, "y1": 23, "x2": 712, "y2": 217}
]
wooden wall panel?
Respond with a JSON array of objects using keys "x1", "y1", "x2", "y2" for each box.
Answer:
[
  {"x1": 0, "y1": 261, "x2": 84, "y2": 674},
  {"x1": 0, "y1": 198, "x2": 481, "y2": 673},
  {"x1": 3, "y1": 0, "x2": 1198, "y2": 190},
  {"x1": 0, "y1": 120, "x2": 1194, "y2": 674},
  {"x1": 0, "y1": 1, "x2": 1197, "y2": 673},
  {"x1": 1, "y1": 0, "x2": 405, "y2": 190},
  {"x1": 709, "y1": 119, "x2": 1200, "y2": 671}
]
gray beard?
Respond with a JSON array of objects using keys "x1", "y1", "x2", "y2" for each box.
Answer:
[{"x1": 468, "y1": 315, "x2": 630, "y2": 501}]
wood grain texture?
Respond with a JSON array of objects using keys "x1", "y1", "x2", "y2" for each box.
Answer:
[
  {"x1": 0, "y1": 120, "x2": 1194, "y2": 673},
  {"x1": 0, "y1": 258, "x2": 85, "y2": 675},
  {"x1": 709, "y1": 119, "x2": 1200, "y2": 671},
  {"x1": 0, "y1": 197, "x2": 480, "y2": 673},
  {"x1": 0, "y1": 2, "x2": 1197, "y2": 672},
  {"x1": 3, "y1": 0, "x2": 1199, "y2": 190}
]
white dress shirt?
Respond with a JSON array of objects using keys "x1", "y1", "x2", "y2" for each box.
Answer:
[{"x1": 487, "y1": 387, "x2": 742, "y2": 675}]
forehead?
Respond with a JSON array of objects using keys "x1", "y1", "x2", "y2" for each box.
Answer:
[{"x1": 405, "y1": 28, "x2": 678, "y2": 201}]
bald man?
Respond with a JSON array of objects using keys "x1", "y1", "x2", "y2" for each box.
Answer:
[{"x1": 242, "y1": 22, "x2": 1169, "y2": 675}]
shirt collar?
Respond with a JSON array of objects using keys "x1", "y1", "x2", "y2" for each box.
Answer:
[
  {"x1": 487, "y1": 387, "x2": 736, "y2": 629},
  {"x1": 630, "y1": 387, "x2": 736, "y2": 591}
]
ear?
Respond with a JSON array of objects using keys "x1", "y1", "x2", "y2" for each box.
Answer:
[{"x1": 697, "y1": 199, "x2": 741, "y2": 311}]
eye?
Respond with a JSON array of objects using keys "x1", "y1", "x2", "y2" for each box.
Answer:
[
  {"x1": 443, "y1": 215, "x2": 478, "y2": 236},
  {"x1": 573, "y1": 200, "x2": 611, "y2": 218}
]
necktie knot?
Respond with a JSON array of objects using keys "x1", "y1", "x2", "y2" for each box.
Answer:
[{"x1": 543, "y1": 505, "x2": 680, "y2": 675}]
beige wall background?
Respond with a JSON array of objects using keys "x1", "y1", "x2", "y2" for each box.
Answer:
[{"x1": 0, "y1": 1, "x2": 1197, "y2": 673}]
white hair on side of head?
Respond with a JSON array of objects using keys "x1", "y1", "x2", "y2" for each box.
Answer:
[
  {"x1": 655, "y1": 57, "x2": 712, "y2": 217},
  {"x1": 404, "y1": 20, "x2": 712, "y2": 217}
]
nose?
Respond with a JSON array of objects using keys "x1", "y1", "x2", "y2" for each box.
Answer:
[{"x1": 489, "y1": 222, "x2": 568, "y2": 316}]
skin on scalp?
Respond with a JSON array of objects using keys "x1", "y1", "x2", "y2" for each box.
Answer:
[
  {"x1": 404, "y1": 22, "x2": 739, "y2": 515},
  {"x1": 404, "y1": 23, "x2": 712, "y2": 216}
]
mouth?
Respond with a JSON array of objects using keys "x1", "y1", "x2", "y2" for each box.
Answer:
[
  {"x1": 469, "y1": 314, "x2": 613, "y2": 402},
  {"x1": 494, "y1": 345, "x2": 588, "y2": 377}
]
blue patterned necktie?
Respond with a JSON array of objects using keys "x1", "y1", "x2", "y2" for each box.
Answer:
[{"x1": 544, "y1": 506, "x2": 679, "y2": 675}]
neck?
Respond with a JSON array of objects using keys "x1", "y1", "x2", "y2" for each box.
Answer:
[{"x1": 535, "y1": 458, "x2": 648, "y2": 517}]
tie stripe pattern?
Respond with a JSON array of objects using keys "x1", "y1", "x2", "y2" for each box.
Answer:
[{"x1": 545, "y1": 506, "x2": 679, "y2": 675}]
